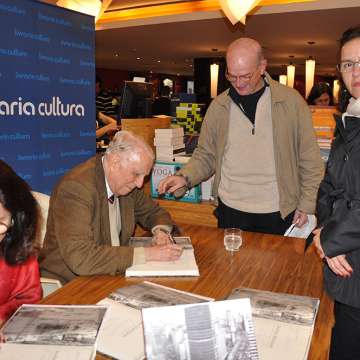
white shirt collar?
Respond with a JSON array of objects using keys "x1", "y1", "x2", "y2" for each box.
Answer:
[{"x1": 102, "y1": 156, "x2": 114, "y2": 199}]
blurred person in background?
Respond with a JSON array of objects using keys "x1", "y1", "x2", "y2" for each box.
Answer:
[{"x1": 307, "y1": 82, "x2": 334, "y2": 106}]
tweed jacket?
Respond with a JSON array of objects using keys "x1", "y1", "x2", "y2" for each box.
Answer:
[
  {"x1": 179, "y1": 73, "x2": 324, "y2": 218},
  {"x1": 40, "y1": 154, "x2": 173, "y2": 284}
]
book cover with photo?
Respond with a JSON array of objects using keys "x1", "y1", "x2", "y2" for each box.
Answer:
[
  {"x1": 0, "y1": 305, "x2": 108, "y2": 360},
  {"x1": 97, "y1": 282, "x2": 213, "y2": 360},
  {"x1": 142, "y1": 298, "x2": 258, "y2": 360},
  {"x1": 227, "y1": 288, "x2": 320, "y2": 360}
]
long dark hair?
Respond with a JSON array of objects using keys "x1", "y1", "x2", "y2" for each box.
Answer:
[
  {"x1": 337, "y1": 25, "x2": 360, "y2": 112},
  {"x1": 0, "y1": 160, "x2": 38, "y2": 265}
]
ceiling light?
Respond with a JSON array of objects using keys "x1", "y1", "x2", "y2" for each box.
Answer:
[
  {"x1": 57, "y1": 0, "x2": 102, "y2": 20},
  {"x1": 305, "y1": 57, "x2": 316, "y2": 98},
  {"x1": 136, "y1": 57, "x2": 141, "y2": 60},
  {"x1": 210, "y1": 63, "x2": 219, "y2": 98},
  {"x1": 219, "y1": 0, "x2": 261, "y2": 25},
  {"x1": 287, "y1": 63, "x2": 295, "y2": 88},
  {"x1": 114, "y1": 53, "x2": 119, "y2": 57},
  {"x1": 305, "y1": 41, "x2": 316, "y2": 99},
  {"x1": 157, "y1": 60, "x2": 161, "y2": 63}
]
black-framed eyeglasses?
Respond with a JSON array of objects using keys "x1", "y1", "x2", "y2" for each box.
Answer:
[{"x1": 337, "y1": 60, "x2": 360, "y2": 73}]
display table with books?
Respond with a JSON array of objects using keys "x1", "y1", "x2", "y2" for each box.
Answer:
[{"x1": 40, "y1": 224, "x2": 333, "y2": 360}]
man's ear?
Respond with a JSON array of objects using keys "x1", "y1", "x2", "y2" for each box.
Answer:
[{"x1": 260, "y1": 59, "x2": 267, "y2": 75}]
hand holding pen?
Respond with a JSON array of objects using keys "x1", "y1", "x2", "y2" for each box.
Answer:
[{"x1": 152, "y1": 228, "x2": 177, "y2": 245}]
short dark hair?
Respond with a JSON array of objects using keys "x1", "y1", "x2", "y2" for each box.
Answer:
[
  {"x1": 0, "y1": 160, "x2": 38, "y2": 265},
  {"x1": 339, "y1": 25, "x2": 360, "y2": 48},
  {"x1": 307, "y1": 82, "x2": 334, "y2": 105}
]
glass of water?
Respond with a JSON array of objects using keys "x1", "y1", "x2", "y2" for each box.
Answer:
[{"x1": 224, "y1": 228, "x2": 242, "y2": 251}]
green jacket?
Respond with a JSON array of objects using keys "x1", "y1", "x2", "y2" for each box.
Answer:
[
  {"x1": 40, "y1": 154, "x2": 173, "y2": 284},
  {"x1": 179, "y1": 73, "x2": 323, "y2": 218}
]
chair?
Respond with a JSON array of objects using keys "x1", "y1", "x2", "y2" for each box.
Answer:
[{"x1": 32, "y1": 191, "x2": 62, "y2": 297}]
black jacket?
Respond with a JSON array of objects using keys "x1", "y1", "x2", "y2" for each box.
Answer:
[{"x1": 317, "y1": 114, "x2": 360, "y2": 308}]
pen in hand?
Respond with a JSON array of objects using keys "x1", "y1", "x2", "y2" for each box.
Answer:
[{"x1": 168, "y1": 232, "x2": 176, "y2": 244}]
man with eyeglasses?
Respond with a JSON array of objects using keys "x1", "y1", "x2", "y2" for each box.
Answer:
[
  {"x1": 40, "y1": 131, "x2": 182, "y2": 284},
  {"x1": 158, "y1": 37, "x2": 323, "y2": 235}
]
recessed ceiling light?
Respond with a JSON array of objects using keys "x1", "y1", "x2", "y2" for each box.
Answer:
[
  {"x1": 136, "y1": 57, "x2": 141, "y2": 60},
  {"x1": 157, "y1": 60, "x2": 161, "y2": 63},
  {"x1": 114, "y1": 53, "x2": 119, "y2": 57},
  {"x1": 189, "y1": 64, "x2": 193, "y2": 67}
]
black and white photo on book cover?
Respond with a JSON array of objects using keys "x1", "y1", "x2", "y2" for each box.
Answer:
[
  {"x1": 3, "y1": 304, "x2": 107, "y2": 345},
  {"x1": 227, "y1": 288, "x2": 319, "y2": 325},
  {"x1": 107, "y1": 281, "x2": 211, "y2": 309},
  {"x1": 142, "y1": 298, "x2": 259, "y2": 360}
]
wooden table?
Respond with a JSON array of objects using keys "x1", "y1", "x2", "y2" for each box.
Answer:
[{"x1": 41, "y1": 224, "x2": 333, "y2": 360}]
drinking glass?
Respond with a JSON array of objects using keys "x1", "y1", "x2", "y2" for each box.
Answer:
[{"x1": 224, "y1": 228, "x2": 242, "y2": 251}]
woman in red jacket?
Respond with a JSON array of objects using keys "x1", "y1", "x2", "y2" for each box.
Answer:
[{"x1": 0, "y1": 160, "x2": 42, "y2": 326}]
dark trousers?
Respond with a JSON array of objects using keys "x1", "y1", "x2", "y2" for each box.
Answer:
[
  {"x1": 215, "y1": 198, "x2": 294, "y2": 235},
  {"x1": 329, "y1": 301, "x2": 360, "y2": 360}
]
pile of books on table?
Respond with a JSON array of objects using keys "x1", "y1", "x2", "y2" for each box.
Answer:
[{"x1": 154, "y1": 127, "x2": 185, "y2": 162}]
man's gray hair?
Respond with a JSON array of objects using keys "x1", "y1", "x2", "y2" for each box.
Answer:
[{"x1": 105, "y1": 130, "x2": 154, "y2": 160}]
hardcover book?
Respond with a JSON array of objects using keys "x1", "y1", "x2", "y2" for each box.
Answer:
[
  {"x1": 0, "y1": 304, "x2": 108, "y2": 360},
  {"x1": 97, "y1": 281, "x2": 213, "y2": 360},
  {"x1": 142, "y1": 298, "x2": 258, "y2": 360},
  {"x1": 227, "y1": 288, "x2": 320, "y2": 360}
]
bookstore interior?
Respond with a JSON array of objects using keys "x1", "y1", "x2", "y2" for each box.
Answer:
[{"x1": 2, "y1": 0, "x2": 357, "y2": 359}]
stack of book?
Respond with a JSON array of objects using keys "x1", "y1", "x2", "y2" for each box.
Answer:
[{"x1": 154, "y1": 127, "x2": 185, "y2": 162}]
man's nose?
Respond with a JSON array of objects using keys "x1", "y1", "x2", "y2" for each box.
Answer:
[{"x1": 353, "y1": 63, "x2": 360, "y2": 75}]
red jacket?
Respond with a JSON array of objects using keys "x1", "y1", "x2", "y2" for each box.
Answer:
[{"x1": 0, "y1": 256, "x2": 42, "y2": 323}]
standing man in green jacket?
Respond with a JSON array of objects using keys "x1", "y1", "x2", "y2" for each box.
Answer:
[{"x1": 158, "y1": 37, "x2": 323, "y2": 235}]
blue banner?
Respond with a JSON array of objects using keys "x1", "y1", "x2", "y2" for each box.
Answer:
[{"x1": 0, "y1": 0, "x2": 95, "y2": 194}]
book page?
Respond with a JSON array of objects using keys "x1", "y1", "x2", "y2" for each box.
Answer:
[
  {"x1": 97, "y1": 298, "x2": 145, "y2": 360},
  {"x1": 253, "y1": 317, "x2": 313, "y2": 360},
  {"x1": 284, "y1": 215, "x2": 317, "y2": 239},
  {"x1": 0, "y1": 344, "x2": 95, "y2": 360},
  {"x1": 125, "y1": 249, "x2": 199, "y2": 277}
]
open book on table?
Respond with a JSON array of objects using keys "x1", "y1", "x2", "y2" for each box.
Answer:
[
  {"x1": 97, "y1": 281, "x2": 213, "y2": 360},
  {"x1": 126, "y1": 236, "x2": 199, "y2": 277},
  {"x1": 142, "y1": 298, "x2": 259, "y2": 360},
  {"x1": 0, "y1": 304, "x2": 108, "y2": 360},
  {"x1": 129, "y1": 236, "x2": 193, "y2": 249},
  {"x1": 227, "y1": 288, "x2": 320, "y2": 360}
]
